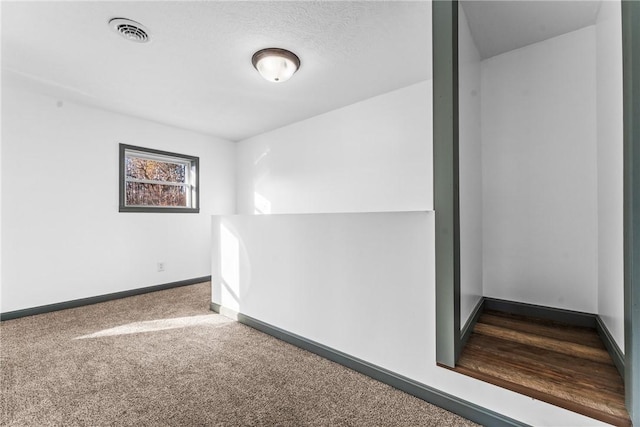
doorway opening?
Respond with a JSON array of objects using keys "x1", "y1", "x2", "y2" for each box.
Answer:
[{"x1": 433, "y1": 0, "x2": 640, "y2": 424}]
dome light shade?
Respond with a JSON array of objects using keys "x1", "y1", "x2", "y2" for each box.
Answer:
[{"x1": 252, "y1": 48, "x2": 300, "y2": 83}]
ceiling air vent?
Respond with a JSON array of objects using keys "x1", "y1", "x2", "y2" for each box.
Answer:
[{"x1": 109, "y1": 18, "x2": 150, "y2": 43}]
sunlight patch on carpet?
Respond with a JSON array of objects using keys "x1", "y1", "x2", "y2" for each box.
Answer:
[{"x1": 74, "y1": 314, "x2": 234, "y2": 339}]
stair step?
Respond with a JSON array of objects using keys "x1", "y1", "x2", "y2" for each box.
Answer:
[{"x1": 453, "y1": 310, "x2": 630, "y2": 426}]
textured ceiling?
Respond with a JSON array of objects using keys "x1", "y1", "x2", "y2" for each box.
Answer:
[
  {"x1": 1, "y1": 1, "x2": 432, "y2": 142},
  {"x1": 461, "y1": 0, "x2": 601, "y2": 59}
]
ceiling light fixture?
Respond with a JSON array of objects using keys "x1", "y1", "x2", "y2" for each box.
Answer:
[{"x1": 251, "y1": 48, "x2": 300, "y2": 83}]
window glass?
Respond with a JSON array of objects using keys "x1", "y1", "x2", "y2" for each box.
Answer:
[{"x1": 119, "y1": 144, "x2": 199, "y2": 213}]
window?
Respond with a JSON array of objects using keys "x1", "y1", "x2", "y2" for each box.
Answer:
[{"x1": 119, "y1": 144, "x2": 199, "y2": 213}]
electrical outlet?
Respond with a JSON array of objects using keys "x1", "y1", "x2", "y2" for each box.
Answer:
[{"x1": 157, "y1": 262, "x2": 165, "y2": 272}]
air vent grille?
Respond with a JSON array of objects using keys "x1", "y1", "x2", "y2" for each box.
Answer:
[{"x1": 109, "y1": 18, "x2": 150, "y2": 43}]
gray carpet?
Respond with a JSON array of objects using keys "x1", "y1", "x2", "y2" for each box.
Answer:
[{"x1": 1, "y1": 282, "x2": 478, "y2": 426}]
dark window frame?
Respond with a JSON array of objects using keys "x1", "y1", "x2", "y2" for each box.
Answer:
[{"x1": 119, "y1": 143, "x2": 200, "y2": 213}]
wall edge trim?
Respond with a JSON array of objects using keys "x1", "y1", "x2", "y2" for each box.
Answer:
[
  {"x1": 1, "y1": 276, "x2": 212, "y2": 321},
  {"x1": 622, "y1": 0, "x2": 640, "y2": 420},
  {"x1": 209, "y1": 303, "x2": 529, "y2": 427},
  {"x1": 433, "y1": 0, "x2": 461, "y2": 369}
]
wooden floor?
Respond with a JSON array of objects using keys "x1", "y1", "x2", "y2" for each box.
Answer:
[{"x1": 455, "y1": 310, "x2": 630, "y2": 426}]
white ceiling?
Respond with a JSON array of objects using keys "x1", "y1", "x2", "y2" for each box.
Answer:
[
  {"x1": 1, "y1": 1, "x2": 432, "y2": 142},
  {"x1": 461, "y1": 0, "x2": 602, "y2": 59}
]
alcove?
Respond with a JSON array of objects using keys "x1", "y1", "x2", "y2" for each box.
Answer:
[{"x1": 435, "y1": 1, "x2": 636, "y2": 425}]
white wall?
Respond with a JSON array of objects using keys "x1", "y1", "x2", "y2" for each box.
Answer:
[
  {"x1": 1, "y1": 73, "x2": 236, "y2": 313},
  {"x1": 481, "y1": 26, "x2": 599, "y2": 313},
  {"x1": 458, "y1": 4, "x2": 483, "y2": 327},
  {"x1": 596, "y1": 0, "x2": 624, "y2": 348},
  {"x1": 212, "y1": 212, "x2": 607, "y2": 426},
  {"x1": 213, "y1": 212, "x2": 433, "y2": 369},
  {"x1": 235, "y1": 81, "x2": 432, "y2": 214}
]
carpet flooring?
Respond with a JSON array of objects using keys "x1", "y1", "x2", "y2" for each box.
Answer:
[{"x1": 1, "y1": 282, "x2": 477, "y2": 426}]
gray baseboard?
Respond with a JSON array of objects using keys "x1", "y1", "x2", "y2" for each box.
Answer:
[
  {"x1": 596, "y1": 316, "x2": 625, "y2": 378},
  {"x1": 460, "y1": 298, "x2": 485, "y2": 349},
  {"x1": 1, "y1": 276, "x2": 212, "y2": 321},
  {"x1": 209, "y1": 301, "x2": 239, "y2": 320},
  {"x1": 209, "y1": 303, "x2": 528, "y2": 427},
  {"x1": 483, "y1": 297, "x2": 597, "y2": 328}
]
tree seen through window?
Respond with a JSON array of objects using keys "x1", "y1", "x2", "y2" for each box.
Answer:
[{"x1": 119, "y1": 144, "x2": 199, "y2": 213}]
